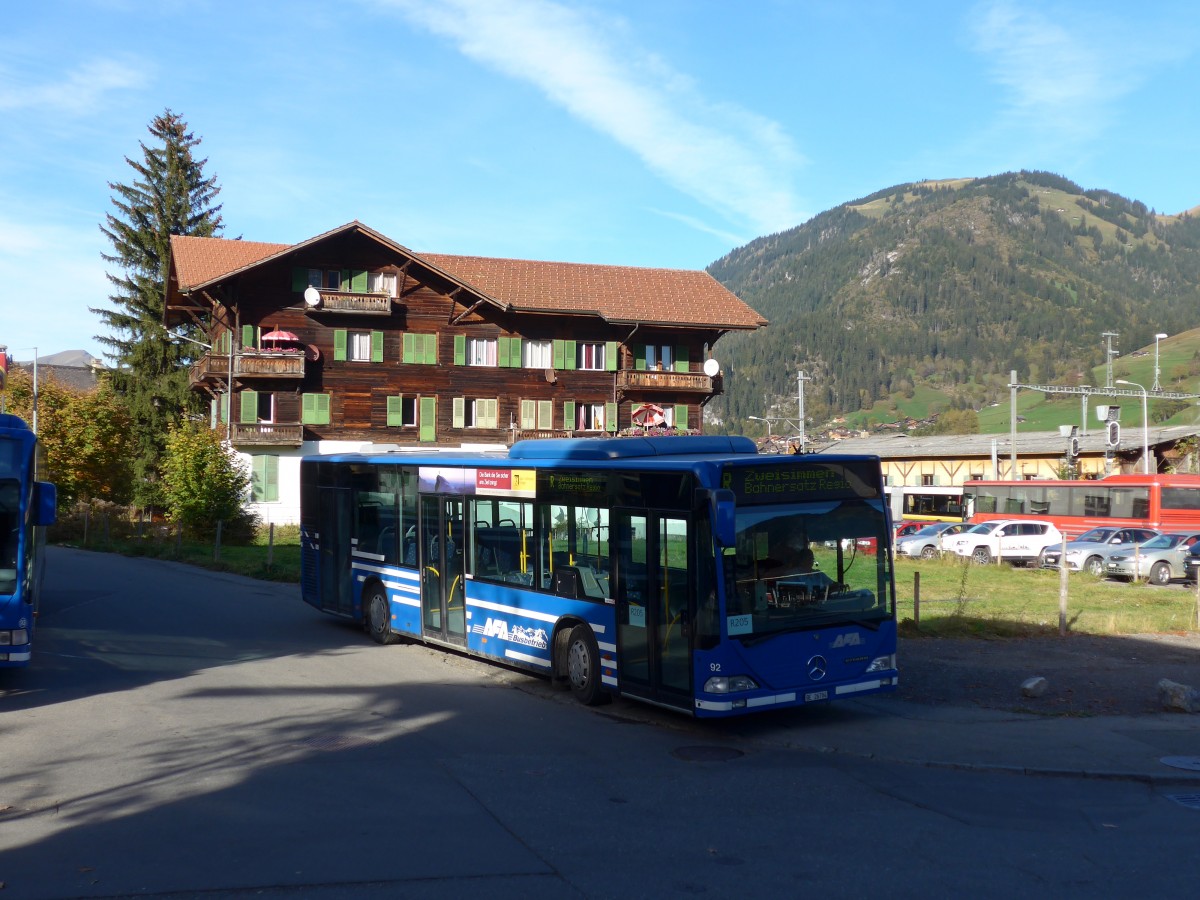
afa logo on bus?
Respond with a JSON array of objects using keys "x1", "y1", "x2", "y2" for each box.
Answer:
[{"x1": 475, "y1": 618, "x2": 549, "y2": 650}]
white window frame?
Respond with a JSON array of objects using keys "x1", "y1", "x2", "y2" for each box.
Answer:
[
  {"x1": 523, "y1": 339, "x2": 553, "y2": 368},
  {"x1": 368, "y1": 271, "x2": 397, "y2": 297},
  {"x1": 469, "y1": 398, "x2": 498, "y2": 428},
  {"x1": 349, "y1": 331, "x2": 373, "y2": 361},
  {"x1": 468, "y1": 337, "x2": 498, "y2": 367},
  {"x1": 578, "y1": 342, "x2": 606, "y2": 370}
]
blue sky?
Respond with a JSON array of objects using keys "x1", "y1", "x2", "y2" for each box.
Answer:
[{"x1": 2, "y1": 0, "x2": 1198, "y2": 361}]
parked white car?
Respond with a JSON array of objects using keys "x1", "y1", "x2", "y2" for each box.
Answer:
[{"x1": 943, "y1": 519, "x2": 1064, "y2": 566}]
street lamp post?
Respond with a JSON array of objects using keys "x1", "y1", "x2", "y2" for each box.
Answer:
[
  {"x1": 1115, "y1": 379, "x2": 1151, "y2": 474},
  {"x1": 1153, "y1": 333, "x2": 1168, "y2": 392},
  {"x1": 747, "y1": 415, "x2": 773, "y2": 444}
]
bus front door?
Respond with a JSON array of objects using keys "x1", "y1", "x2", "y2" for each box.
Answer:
[
  {"x1": 419, "y1": 495, "x2": 467, "y2": 645},
  {"x1": 317, "y1": 486, "x2": 354, "y2": 616},
  {"x1": 615, "y1": 511, "x2": 692, "y2": 709}
]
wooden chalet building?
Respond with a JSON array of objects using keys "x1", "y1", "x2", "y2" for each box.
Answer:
[{"x1": 164, "y1": 221, "x2": 766, "y2": 523}]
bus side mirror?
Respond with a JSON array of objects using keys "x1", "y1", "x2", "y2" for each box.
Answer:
[
  {"x1": 708, "y1": 488, "x2": 736, "y2": 547},
  {"x1": 33, "y1": 482, "x2": 56, "y2": 527}
]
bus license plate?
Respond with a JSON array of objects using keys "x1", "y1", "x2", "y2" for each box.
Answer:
[{"x1": 805, "y1": 690, "x2": 829, "y2": 702}]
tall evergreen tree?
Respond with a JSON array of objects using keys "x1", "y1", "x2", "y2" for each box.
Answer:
[{"x1": 93, "y1": 109, "x2": 223, "y2": 506}]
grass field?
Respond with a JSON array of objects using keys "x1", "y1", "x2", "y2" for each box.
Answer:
[{"x1": 894, "y1": 556, "x2": 1200, "y2": 637}]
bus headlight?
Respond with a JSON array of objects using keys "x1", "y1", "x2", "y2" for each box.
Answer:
[
  {"x1": 0, "y1": 629, "x2": 29, "y2": 646},
  {"x1": 704, "y1": 674, "x2": 759, "y2": 694},
  {"x1": 865, "y1": 654, "x2": 895, "y2": 673}
]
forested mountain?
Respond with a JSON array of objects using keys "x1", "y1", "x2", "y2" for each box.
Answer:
[{"x1": 706, "y1": 171, "x2": 1200, "y2": 434}]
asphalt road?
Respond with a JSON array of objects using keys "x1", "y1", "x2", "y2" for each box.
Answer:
[{"x1": 1, "y1": 547, "x2": 1198, "y2": 899}]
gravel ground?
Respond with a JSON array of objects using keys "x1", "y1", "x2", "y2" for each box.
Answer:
[{"x1": 897, "y1": 632, "x2": 1200, "y2": 716}]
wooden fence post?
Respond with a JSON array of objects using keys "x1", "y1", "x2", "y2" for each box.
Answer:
[
  {"x1": 266, "y1": 523, "x2": 275, "y2": 571},
  {"x1": 213, "y1": 520, "x2": 222, "y2": 562},
  {"x1": 913, "y1": 571, "x2": 920, "y2": 629},
  {"x1": 1058, "y1": 534, "x2": 1069, "y2": 637}
]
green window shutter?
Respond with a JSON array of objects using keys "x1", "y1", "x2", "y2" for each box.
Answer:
[
  {"x1": 402, "y1": 333, "x2": 414, "y2": 363},
  {"x1": 333, "y1": 329, "x2": 347, "y2": 361},
  {"x1": 563, "y1": 340, "x2": 577, "y2": 370},
  {"x1": 340, "y1": 269, "x2": 351, "y2": 291},
  {"x1": 239, "y1": 390, "x2": 258, "y2": 424},
  {"x1": 214, "y1": 394, "x2": 230, "y2": 425},
  {"x1": 423, "y1": 334, "x2": 438, "y2": 365},
  {"x1": 371, "y1": 330, "x2": 384, "y2": 363},
  {"x1": 351, "y1": 270, "x2": 368, "y2": 292},
  {"x1": 537, "y1": 400, "x2": 553, "y2": 430},
  {"x1": 563, "y1": 401, "x2": 575, "y2": 430},
  {"x1": 453, "y1": 334, "x2": 466, "y2": 366},
  {"x1": 241, "y1": 325, "x2": 255, "y2": 349},
  {"x1": 520, "y1": 400, "x2": 535, "y2": 430},
  {"x1": 674, "y1": 404, "x2": 688, "y2": 429},
  {"x1": 674, "y1": 346, "x2": 689, "y2": 373},
  {"x1": 483, "y1": 399, "x2": 497, "y2": 428},
  {"x1": 635, "y1": 345, "x2": 647, "y2": 371},
  {"x1": 386, "y1": 396, "x2": 404, "y2": 426},
  {"x1": 302, "y1": 393, "x2": 330, "y2": 425},
  {"x1": 605, "y1": 402, "x2": 618, "y2": 432},
  {"x1": 552, "y1": 340, "x2": 565, "y2": 370},
  {"x1": 508, "y1": 337, "x2": 521, "y2": 368},
  {"x1": 498, "y1": 337, "x2": 511, "y2": 368},
  {"x1": 291, "y1": 267, "x2": 309, "y2": 292},
  {"x1": 452, "y1": 397, "x2": 465, "y2": 428},
  {"x1": 606, "y1": 341, "x2": 618, "y2": 371},
  {"x1": 252, "y1": 455, "x2": 280, "y2": 502},
  {"x1": 419, "y1": 397, "x2": 436, "y2": 442}
]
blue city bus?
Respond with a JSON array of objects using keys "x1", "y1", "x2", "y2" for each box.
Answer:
[
  {"x1": 0, "y1": 413, "x2": 57, "y2": 667},
  {"x1": 300, "y1": 436, "x2": 897, "y2": 717}
]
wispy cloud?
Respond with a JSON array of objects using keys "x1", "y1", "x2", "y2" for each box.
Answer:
[
  {"x1": 370, "y1": 0, "x2": 807, "y2": 236},
  {"x1": 0, "y1": 57, "x2": 146, "y2": 116},
  {"x1": 970, "y1": 2, "x2": 1188, "y2": 144}
]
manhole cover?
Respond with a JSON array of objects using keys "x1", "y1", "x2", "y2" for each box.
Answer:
[
  {"x1": 672, "y1": 745, "x2": 744, "y2": 762},
  {"x1": 1160, "y1": 756, "x2": 1200, "y2": 772},
  {"x1": 1165, "y1": 793, "x2": 1200, "y2": 811}
]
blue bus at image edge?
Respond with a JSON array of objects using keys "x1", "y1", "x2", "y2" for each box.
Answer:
[
  {"x1": 0, "y1": 413, "x2": 57, "y2": 667},
  {"x1": 300, "y1": 435, "x2": 897, "y2": 718}
]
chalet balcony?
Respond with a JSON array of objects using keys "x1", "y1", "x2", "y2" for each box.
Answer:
[
  {"x1": 509, "y1": 429, "x2": 574, "y2": 444},
  {"x1": 190, "y1": 350, "x2": 306, "y2": 387},
  {"x1": 230, "y1": 423, "x2": 304, "y2": 447},
  {"x1": 616, "y1": 369, "x2": 714, "y2": 395},
  {"x1": 305, "y1": 289, "x2": 393, "y2": 315}
]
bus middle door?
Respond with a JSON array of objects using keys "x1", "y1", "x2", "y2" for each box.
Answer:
[
  {"x1": 419, "y1": 494, "x2": 467, "y2": 645},
  {"x1": 615, "y1": 510, "x2": 692, "y2": 709}
]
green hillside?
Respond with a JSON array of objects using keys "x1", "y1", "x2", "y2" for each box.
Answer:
[{"x1": 706, "y1": 171, "x2": 1200, "y2": 438}]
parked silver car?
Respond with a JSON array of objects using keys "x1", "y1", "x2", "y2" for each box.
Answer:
[
  {"x1": 895, "y1": 522, "x2": 970, "y2": 559},
  {"x1": 1039, "y1": 526, "x2": 1160, "y2": 576},
  {"x1": 1102, "y1": 531, "x2": 1200, "y2": 584}
]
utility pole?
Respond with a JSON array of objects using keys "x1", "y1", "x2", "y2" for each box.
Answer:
[{"x1": 1102, "y1": 331, "x2": 1119, "y2": 389}]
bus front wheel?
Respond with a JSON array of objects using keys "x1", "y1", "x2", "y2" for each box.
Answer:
[
  {"x1": 565, "y1": 625, "x2": 606, "y2": 706},
  {"x1": 365, "y1": 584, "x2": 398, "y2": 645}
]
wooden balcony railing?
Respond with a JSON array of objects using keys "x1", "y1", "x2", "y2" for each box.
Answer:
[
  {"x1": 230, "y1": 423, "x2": 304, "y2": 446},
  {"x1": 190, "y1": 350, "x2": 306, "y2": 386},
  {"x1": 305, "y1": 290, "x2": 393, "y2": 314},
  {"x1": 509, "y1": 429, "x2": 575, "y2": 444},
  {"x1": 616, "y1": 370, "x2": 714, "y2": 393}
]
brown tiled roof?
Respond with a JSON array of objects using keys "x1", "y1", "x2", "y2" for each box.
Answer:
[
  {"x1": 422, "y1": 254, "x2": 766, "y2": 328},
  {"x1": 171, "y1": 235, "x2": 288, "y2": 289},
  {"x1": 169, "y1": 226, "x2": 766, "y2": 330}
]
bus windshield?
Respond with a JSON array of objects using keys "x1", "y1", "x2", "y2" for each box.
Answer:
[{"x1": 726, "y1": 498, "x2": 892, "y2": 638}]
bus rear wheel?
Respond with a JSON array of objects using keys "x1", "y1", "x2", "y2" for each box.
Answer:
[
  {"x1": 365, "y1": 584, "x2": 398, "y2": 645},
  {"x1": 565, "y1": 625, "x2": 606, "y2": 706}
]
